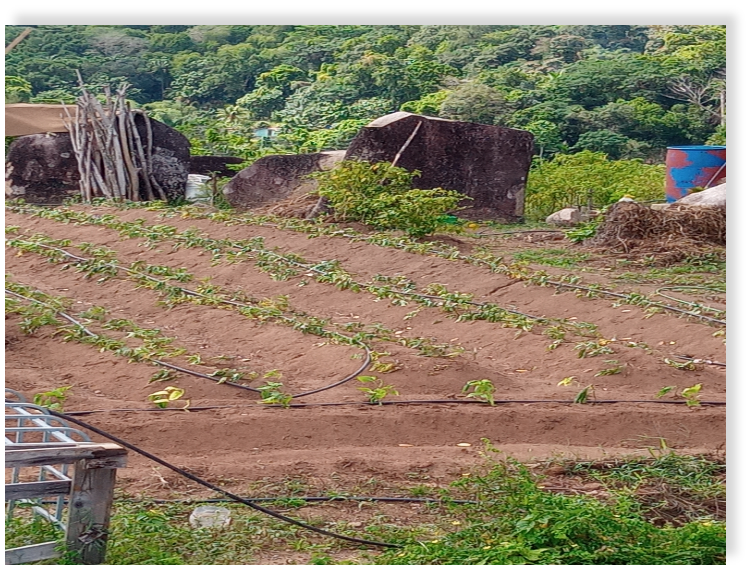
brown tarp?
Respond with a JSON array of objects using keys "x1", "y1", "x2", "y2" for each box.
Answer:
[{"x1": 5, "y1": 103, "x2": 75, "y2": 137}]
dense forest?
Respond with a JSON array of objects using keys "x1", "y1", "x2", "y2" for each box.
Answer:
[{"x1": 5, "y1": 25, "x2": 726, "y2": 166}]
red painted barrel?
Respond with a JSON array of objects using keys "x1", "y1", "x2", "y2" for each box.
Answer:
[{"x1": 665, "y1": 146, "x2": 726, "y2": 203}]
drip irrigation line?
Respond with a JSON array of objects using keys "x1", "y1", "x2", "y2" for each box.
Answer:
[
  {"x1": 227, "y1": 240, "x2": 544, "y2": 322},
  {"x1": 61, "y1": 397, "x2": 726, "y2": 416},
  {"x1": 672, "y1": 354, "x2": 726, "y2": 367},
  {"x1": 4, "y1": 288, "x2": 96, "y2": 336},
  {"x1": 474, "y1": 229, "x2": 565, "y2": 236},
  {"x1": 5, "y1": 288, "x2": 258, "y2": 393},
  {"x1": 5, "y1": 286, "x2": 370, "y2": 399},
  {"x1": 139, "y1": 496, "x2": 478, "y2": 506},
  {"x1": 48, "y1": 410, "x2": 401, "y2": 549},
  {"x1": 14, "y1": 217, "x2": 716, "y2": 331},
  {"x1": 654, "y1": 286, "x2": 726, "y2": 315},
  {"x1": 656, "y1": 286, "x2": 725, "y2": 293},
  {"x1": 542, "y1": 280, "x2": 726, "y2": 326},
  {"x1": 32, "y1": 495, "x2": 477, "y2": 506}
]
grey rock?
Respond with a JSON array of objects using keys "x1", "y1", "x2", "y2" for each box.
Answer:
[{"x1": 545, "y1": 207, "x2": 583, "y2": 227}]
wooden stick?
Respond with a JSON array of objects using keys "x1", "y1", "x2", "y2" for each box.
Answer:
[
  {"x1": 126, "y1": 108, "x2": 154, "y2": 201},
  {"x1": 61, "y1": 104, "x2": 84, "y2": 201},
  {"x1": 391, "y1": 120, "x2": 422, "y2": 168},
  {"x1": 5, "y1": 27, "x2": 32, "y2": 54},
  {"x1": 135, "y1": 110, "x2": 167, "y2": 201},
  {"x1": 115, "y1": 87, "x2": 139, "y2": 201},
  {"x1": 88, "y1": 95, "x2": 115, "y2": 191}
]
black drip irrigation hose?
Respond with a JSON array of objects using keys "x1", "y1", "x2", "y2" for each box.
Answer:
[
  {"x1": 5, "y1": 278, "x2": 372, "y2": 400},
  {"x1": 47, "y1": 410, "x2": 401, "y2": 549},
  {"x1": 60, "y1": 397, "x2": 726, "y2": 416},
  {"x1": 474, "y1": 229, "x2": 565, "y2": 236},
  {"x1": 654, "y1": 286, "x2": 726, "y2": 316},
  {"x1": 142, "y1": 496, "x2": 478, "y2": 506},
  {"x1": 32, "y1": 495, "x2": 477, "y2": 507},
  {"x1": 6, "y1": 286, "x2": 726, "y2": 411},
  {"x1": 230, "y1": 240, "x2": 544, "y2": 322},
  {"x1": 542, "y1": 280, "x2": 727, "y2": 326},
  {"x1": 672, "y1": 354, "x2": 726, "y2": 367}
]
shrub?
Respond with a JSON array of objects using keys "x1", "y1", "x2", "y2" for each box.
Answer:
[
  {"x1": 310, "y1": 160, "x2": 467, "y2": 237},
  {"x1": 524, "y1": 150, "x2": 666, "y2": 221}
]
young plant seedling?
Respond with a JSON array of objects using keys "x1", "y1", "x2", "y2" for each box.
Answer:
[
  {"x1": 357, "y1": 375, "x2": 399, "y2": 405},
  {"x1": 462, "y1": 379, "x2": 497, "y2": 406},
  {"x1": 149, "y1": 369, "x2": 176, "y2": 383},
  {"x1": 655, "y1": 384, "x2": 703, "y2": 407},
  {"x1": 573, "y1": 384, "x2": 596, "y2": 404},
  {"x1": 595, "y1": 360, "x2": 624, "y2": 377},
  {"x1": 147, "y1": 386, "x2": 189, "y2": 409},
  {"x1": 33, "y1": 386, "x2": 72, "y2": 411},
  {"x1": 258, "y1": 381, "x2": 293, "y2": 408},
  {"x1": 681, "y1": 384, "x2": 703, "y2": 407}
]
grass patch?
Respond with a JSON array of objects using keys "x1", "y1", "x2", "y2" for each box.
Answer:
[
  {"x1": 5, "y1": 454, "x2": 725, "y2": 565},
  {"x1": 512, "y1": 248, "x2": 592, "y2": 268}
]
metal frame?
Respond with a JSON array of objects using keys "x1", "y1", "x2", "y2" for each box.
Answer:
[{"x1": 5, "y1": 389, "x2": 91, "y2": 528}]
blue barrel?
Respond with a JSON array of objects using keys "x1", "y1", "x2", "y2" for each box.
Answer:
[{"x1": 665, "y1": 146, "x2": 726, "y2": 203}]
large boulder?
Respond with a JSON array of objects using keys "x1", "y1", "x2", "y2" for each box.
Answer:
[
  {"x1": 5, "y1": 115, "x2": 190, "y2": 204},
  {"x1": 4, "y1": 132, "x2": 79, "y2": 204},
  {"x1": 223, "y1": 150, "x2": 345, "y2": 209},
  {"x1": 343, "y1": 112, "x2": 535, "y2": 221},
  {"x1": 189, "y1": 155, "x2": 245, "y2": 178}
]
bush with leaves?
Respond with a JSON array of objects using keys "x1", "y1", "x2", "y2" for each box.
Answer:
[
  {"x1": 524, "y1": 150, "x2": 666, "y2": 221},
  {"x1": 310, "y1": 160, "x2": 467, "y2": 237}
]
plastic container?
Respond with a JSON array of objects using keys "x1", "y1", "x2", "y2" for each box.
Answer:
[
  {"x1": 665, "y1": 146, "x2": 726, "y2": 203},
  {"x1": 185, "y1": 174, "x2": 211, "y2": 203},
  {"x1": 189, "y1": 505, "x2": 231, "y2": 529}
]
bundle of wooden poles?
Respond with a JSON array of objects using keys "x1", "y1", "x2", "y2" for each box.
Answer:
[{"x1": 62, "y1": 76, "x2": 167, "y2": 202}]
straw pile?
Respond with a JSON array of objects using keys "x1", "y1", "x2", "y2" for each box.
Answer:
[
  {"x1": 586, "y1": 201, "x2": 725, "y2": 262},
  {"x1": 253, "y1": 191, "x2": 330, "y2": 220}
]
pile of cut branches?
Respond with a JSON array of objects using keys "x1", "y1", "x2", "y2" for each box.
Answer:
[
  {"x1": 62, "y1": 76, "x2": 167, "y2": 202},
  {"x1": 586, "y1": 201, "x2": 725, "y2": 261}
]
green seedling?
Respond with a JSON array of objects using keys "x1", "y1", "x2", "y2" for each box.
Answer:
[
  {"x1": 149, "y1": 369, "x2": 176, "y2": 383},
  {"x1": 33, "y1": 386, "x2": 72, "y2": 411},
  {"x1": 258, "y1": 381, "x2": 293, "y2": 408},
  {"x1": 681, "y1": 384, "x2": 703, "y2": 407},
  {"x1": 147, "y1": 386, "x2": 189, "y2": 409},
  {"x1": 664, "y1": 358, "x2": 699, "y2": 371},
  {"x1": 573, "y1": 384, "x2": 595, "y2": 404},
  {"x1": 263, "y1": 369, "x2": 283, "y2": 379},
  {"x1": 655, "y1": 386, "x2": 677, "y2": 399},
  {"x1": 357, "y1": 375, "x2": 399, "y2": 405},
  {"x1": 575, "y1": 340, "x2": 615, "y2": 358},
  {"x1": 462, "y1": 379, "x2": 496, "y2": 406},
  {"x1": 369, "y1": 351, "x2": 401, "y2": 373},
  {"x1": 655, "y1": 384, "x2": 703, "y2": 407},
  {"x1": 595, "y1": 360, "x2": 623, "y2": 377}
]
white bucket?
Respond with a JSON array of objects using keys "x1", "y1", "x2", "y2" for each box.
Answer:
[{"x1": 185, "y1": 174, "x2": 211, "y2": 203}]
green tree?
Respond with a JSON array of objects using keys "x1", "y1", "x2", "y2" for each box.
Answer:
[
  {"x1": 571, "y1": 130, "x2": 632, "y2": 158},
  {"x1": 5, "y1": 76, "x2": 32, "y2": 103},
  {"x1": 439, "y1": 82, "x2": 513, "y2": 125},
  {"x1": 400, "y1": 90, "x2": 450, "y2": 116}
]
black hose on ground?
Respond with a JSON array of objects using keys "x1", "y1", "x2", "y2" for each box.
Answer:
[{"x1": 48, "y1": 410, "x2": 401, "y2": 549}]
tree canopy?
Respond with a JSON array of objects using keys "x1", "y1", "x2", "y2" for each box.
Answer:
[{"x1": 5, "y1": 25, "x2": 725, "y2": 161}]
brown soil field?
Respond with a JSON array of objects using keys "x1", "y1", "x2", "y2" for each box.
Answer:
[{"x1": 5, "y1": 203, "x2": 726, "y2": 501}]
